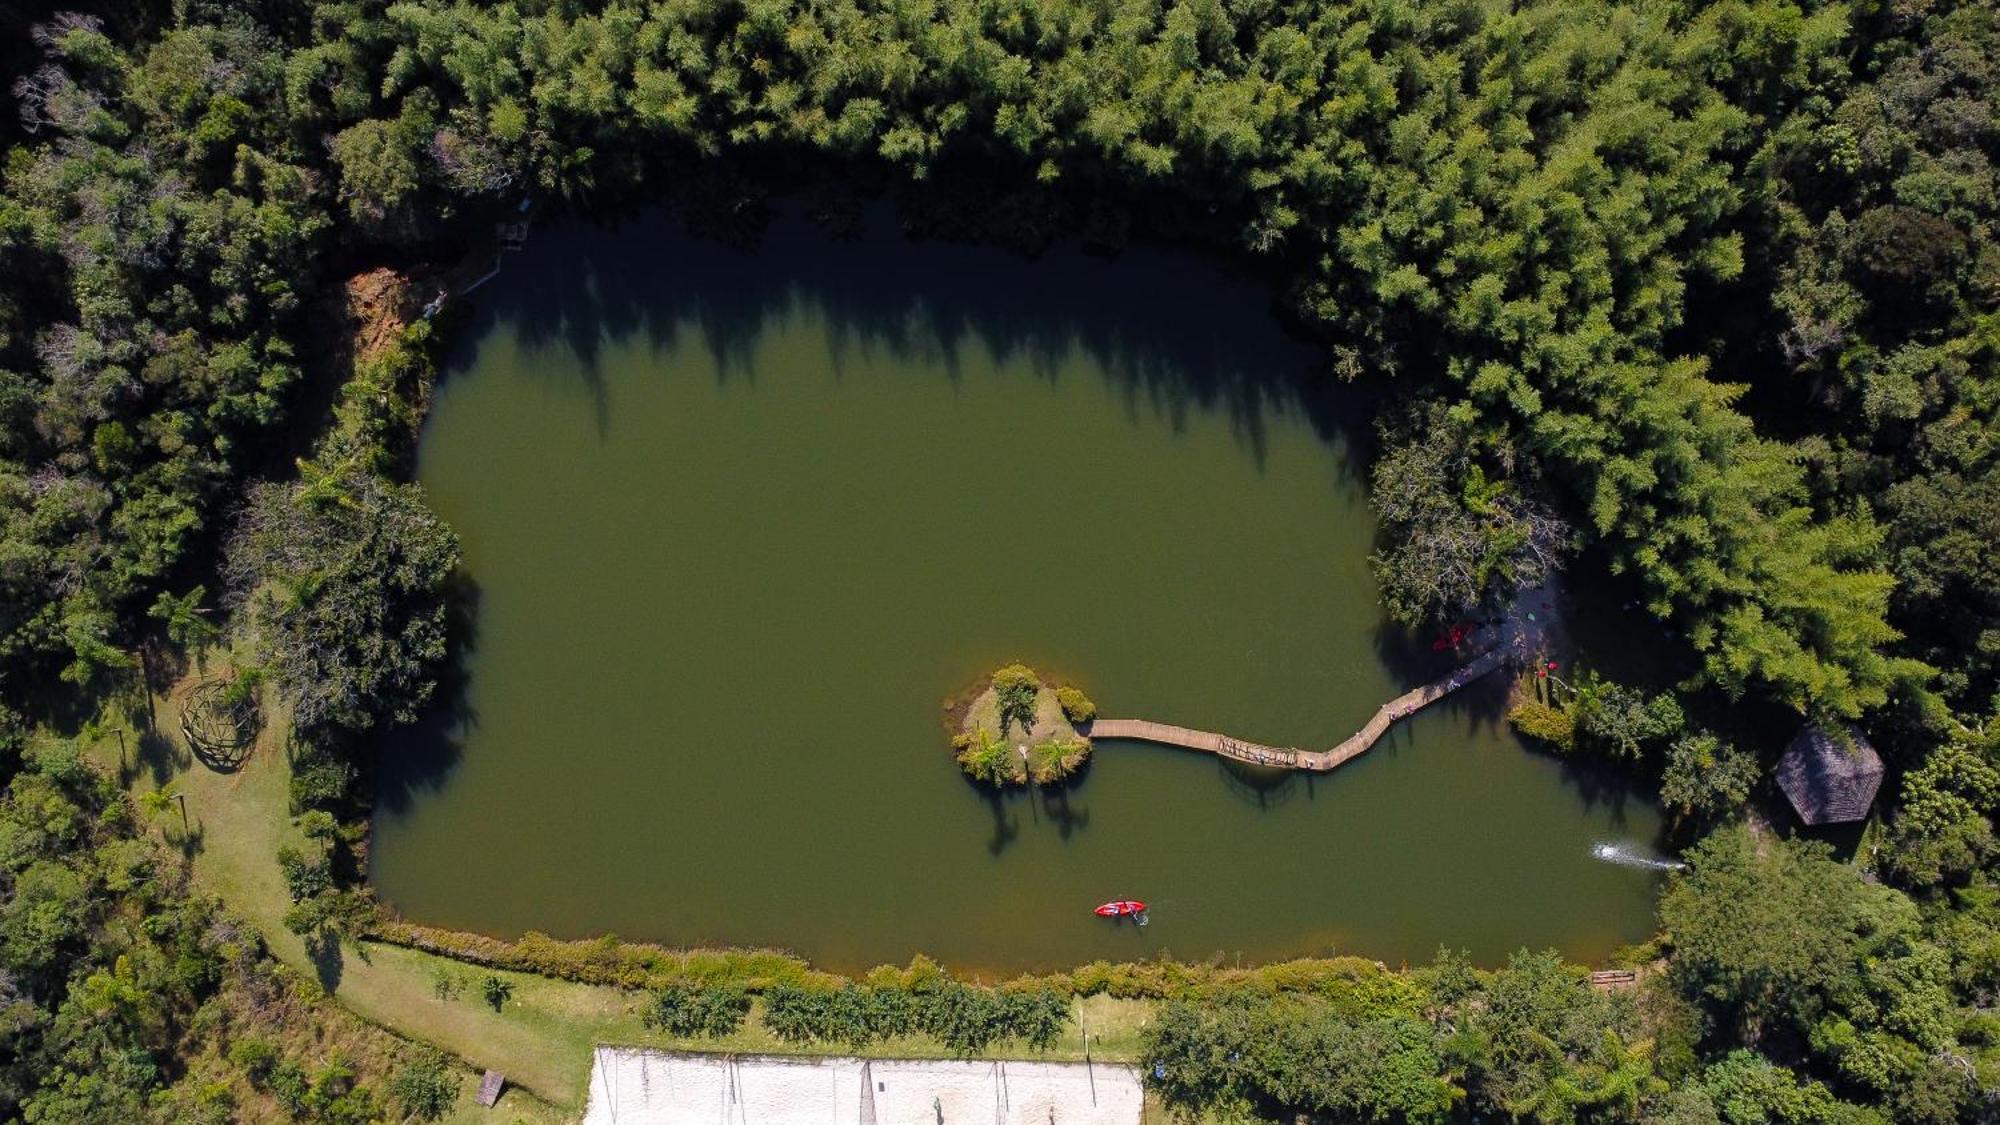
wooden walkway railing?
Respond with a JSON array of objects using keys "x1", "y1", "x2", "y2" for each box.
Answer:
[
  {"x1": 1083, "y1": 720, "x2": 1301, "y2": 768},
  {"x1": 1084, "y1": 647, "x2": 1509, "y2": 773}
]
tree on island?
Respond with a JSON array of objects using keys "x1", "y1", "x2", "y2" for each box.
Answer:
[
  {"x1": 955, "y1": 724, "x2": 1018, "y2": 786},
  {"x1": 992, "y1": 664, "x2": 1042, "y2": 735}
]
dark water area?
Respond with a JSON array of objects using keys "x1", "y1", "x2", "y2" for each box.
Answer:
[{"x1": 369, "y1": 207, "x2": 1666, "y2": 974}]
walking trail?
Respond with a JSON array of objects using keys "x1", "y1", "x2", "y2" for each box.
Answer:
[{"x1": 1086, "y1": 611, "x2": 1540, "y2": 772}]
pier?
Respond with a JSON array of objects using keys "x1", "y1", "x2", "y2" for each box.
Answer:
[{"x1": 1085, "y1": 646, "x2": 1510, "y2": 773}]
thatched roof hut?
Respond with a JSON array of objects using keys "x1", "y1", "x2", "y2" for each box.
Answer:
[{"x1": 1775, "y1": 724, "x2": 1883, "y2": 825}]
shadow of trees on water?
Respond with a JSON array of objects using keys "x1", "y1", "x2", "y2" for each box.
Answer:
[
  {"x1": 370, "y1": 574, "x2": 480, "y2": 819},
  {"x1": 442, "y1": 201, "x2": 1374, "y2": 478},
  {"x1": 968, "y1": 763, "x2": 1096, "y2": 858}
]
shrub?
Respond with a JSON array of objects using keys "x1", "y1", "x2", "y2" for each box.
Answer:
[
  {"x1": 1027, "y1": 737, "x2": 1090, "y2": 784},
  {"x1": 1572, "y1": 674, "x2": 1684, "y2": 760},
  {"x1": 220, "y1": 666, "x2": 265, "y2": 709},
  {"x1": 760, "y1": 980, "x2": 1070, "y2": 1052},
  {"x1": 283, "y1": 887, "x2": 378, "y2": 942},
  {"x1": 366, "y1": 920, "x2": 822, "y2": 992},
  {"x1": 304, "y1": 1057, "x2": 377, "y2": 1125},
  {"x1": 481, "y1": 975, "x2": 513, "y2": 1010},
  {"x1": 955, "y1": 726, "x2": 1023, "y2": 786},
  {"x1": 296, "y1": 810, "x2": 339, "y2": 840},
  {"x1": 920, "y1": 981, "x2": 1008, "y2": 1053},
  {"x1": 289, "y1": 751, "x2": 356, "y2": 813},
  {"x1": 390, "y1": 1050, "x2": 459, "y2": 1121},
  {"x1": 992, "y1": 663, "x2": 1042, "y2": 734},
  {"x1": 1660, "y1": 733, "x2": 1759, "y2": 821},
  {"x1": 1056, "y1": 686, "x2": 1096, "y2": 724},
  {"x1": 642, "y1": 981, "x2": 752, "y2": 1037},
  {"x1": 269, "y1": 1059, "x2": 312, "y2": 1116},
  {"x1": 1144, "y1": 996, "x2": 1456, "y2": 1122},
  {"x1": 276, "y1": 844, "x2": 333, "y2": 902},
  {"x1": 1001, "y1": 987, "x2": 1071, "y2": 1050},
  {"x1": 430, "y1": 966, "x2": 463, "y2": 1000},
  {"x1": 228, "y1": 1036, "x2": 278, "y2": 1084},
  {"x1": 1507, "y1": 702, "x2": 1575, "y2": 751},
  {"x1": 762, "y1": 983, "x2": 844, "y2": 1043}
]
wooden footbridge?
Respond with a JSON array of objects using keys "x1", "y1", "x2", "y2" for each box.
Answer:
[{"x1": 1085, "y1": 647, "x2": 1510, "y2": 772}]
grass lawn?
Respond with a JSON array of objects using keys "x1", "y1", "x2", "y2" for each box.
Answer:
[{"x1": 89, "y1": 668, "x2": 1156, "y2": 1117}]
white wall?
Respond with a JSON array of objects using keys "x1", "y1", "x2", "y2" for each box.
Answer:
[{"x1": 582, "y1": 1047, "x2": 1146, "y2": 1125}]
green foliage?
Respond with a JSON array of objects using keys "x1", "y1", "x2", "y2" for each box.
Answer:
[
  {"x1": 0, "y1": 739, "x2": 231, "y2": 1119},
  {"x1": 480, "y1": 975, "x2": 512, "y2": 1011},
  {"x1": 762, "y1": 980, "x2": 1071, "y2": 1054},
  {"x1": 1690, "y1": 1051, "x2": 1860, "y2": 1125},
  {"x1": 641, "y1": 981, "x2": 751, "y2": 1037},
  {"x1": 0, "y1": 15, "x2": 321, "y2": 706},
  {"x1": 1026, "y1": 737, "x2": 1090, "y2": 785},
  {"x1": 1664, "y1": 829, "x2": 1880, "y2": 1031},
  {"x1": 227, "y1": 464, "x2": 460, "y2": 739},
  {"x1": 329, "y1": 118, "x2": 425, "y2": 235},
  {"x1": 1507, "y1": 702, "x2": 1577, "y2": 752},
  {"x1": 953, "y1": 725, "x2": 1021, "y2": 786},
  {"x1": 288, "y1": 750, "x2": 356, "y2": 813},
  {"x1": 1371, "y1": 404, "x2": 1570, "y2": 626},
  {"x1": 991, "y1": 664, "x2": 1042, "y2": 736},
  {"x1": 1880, "y1": 725, "x2": 2000, "y2": 889},
  {"x1": 230, "y1": 1037, "x2": 281, "y2": 1088},
  {"x1": 388, "y1": 1049, "x2": 459, "y2": 1122},
  {"x1": 295, "y1": 809, "x2": 339, "y2": 841},
  {"x1": 276, "y1": 843, "x2": 334, "y2": 902},
  {"x1": 1660, "y1": 734, "x2": 1759, "y2": 822},
  {"x1": 1571, "y1": 674, "x2": 1686, "y2": 761},
  {"x1": 1663, "y1": 826, "x2": 1968, "y2": 1111},
  {"x1": 254, "y1": 1053, "x2": 380, "y2": 1124},
  {"x1": 1, "y1": 2, "x2": 1998, "y2": 1121},
  {"x1": 149, "y1": 587, "x2": 220, "y2": 655},
  {"x1": 1055, "y1": 686, "x2": 1096, "y2": 725},
  {"x1": 1144, "y1": 994, "x2": 1458, "y2": 1122},
  {"x1": 367, "y1": 919, "x2": 821, "y2": 992},
  {"x1": 1468, "y1": 950, "x2": 1661, "y2": 1121},
  {"x1": 281, "y1": 888, "x2": 375, "y2": 943},
  {"x1": 1747, "y1": 0, "x2": 2000, "y2": 711}
]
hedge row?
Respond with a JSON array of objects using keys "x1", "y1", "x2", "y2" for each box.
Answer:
[
  {"x1": 368, "y1": 918, "x2": 1404, "y2": 1001},
  {"x1": 366, "y1": 920, "x2": 834, "y2": 991},
  {"x1": 762, "y1": 981, "x2": 1070, "y2": 1053}
]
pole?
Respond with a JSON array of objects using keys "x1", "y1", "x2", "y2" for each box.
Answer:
[
  {"x1": 139, "y1": 644, "x2": 157, "y2": 730},
  {"x1": 176, "y1": 792, "x2": 189, "y2": 836}
]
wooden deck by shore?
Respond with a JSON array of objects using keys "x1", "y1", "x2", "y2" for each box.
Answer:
[{"x1": 1085, "y1": 646, "x2": 1510, "y2": 773}]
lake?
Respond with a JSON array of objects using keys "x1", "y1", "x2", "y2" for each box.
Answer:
[{"x1": 369, "y1": 207, "x2": 1665, "y2": 974}]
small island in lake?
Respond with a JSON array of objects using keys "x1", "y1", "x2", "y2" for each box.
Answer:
[{"x1": 951, "y1": 663, "x2": 1095, "y2": 786}]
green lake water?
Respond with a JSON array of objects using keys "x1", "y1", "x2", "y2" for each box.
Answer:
[{"x1": 369, "y1": 209, "x2": 1665, "y2": 974}]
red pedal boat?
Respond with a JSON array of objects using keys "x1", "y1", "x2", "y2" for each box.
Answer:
[{"x1": 1094, "y1": 900, "x2": 1147, "y2": 918}]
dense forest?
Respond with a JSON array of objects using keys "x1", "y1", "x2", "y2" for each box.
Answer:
[{"x1": 0, "y1": 0, "x2": 1997, "y2": 1120}]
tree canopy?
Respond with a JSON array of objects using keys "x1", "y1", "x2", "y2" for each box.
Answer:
[{"x1": 3, "y1": 0, "x2": 2000, "y2": 1120}]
